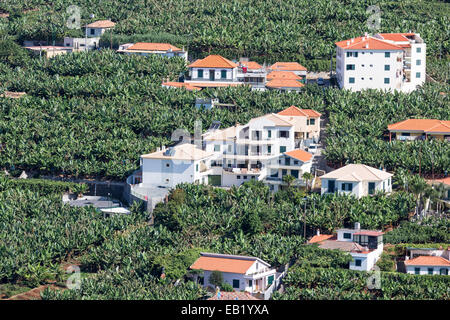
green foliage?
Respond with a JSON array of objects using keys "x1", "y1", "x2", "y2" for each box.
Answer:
[
  {"x1": 376, "y1": 252, "x2": 396, "y2": 272},
  {"x1": 153, "y1": 247, "x2": 205, "y2": 280},
  {"x1": 0, "y1": 39, "x2": 30, "y2": 66},
  {"x1": 273, "y1": 266, "x2": 450, "y2": 300},
  {"x1": 220, "y1": 282, "x2": 234, "y2": 292},
  {"x1": 0, "y1": 175, "x2": 84, "y2": 194},
  {"x1": 208, "y1": 271, "x2": 223, "y2": 288},
  {"x1": 384, "y1": 218, "x2": 450, "y2": 244}
]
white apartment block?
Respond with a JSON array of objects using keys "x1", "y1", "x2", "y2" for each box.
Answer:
[
  {"x1": 137, "y1": 106, "x2": 321, "y2": 192},
  {"x1": 335, "y1": 32, "x2": 426, "y2": 92}
]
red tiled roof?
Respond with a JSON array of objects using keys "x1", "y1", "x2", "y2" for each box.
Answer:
[
  {"x1": 240, "y1": 61, "x2": 262, "y2": 70},
  {"x1": 277, "y1": 105, "x2": 322, "y2": 117},
  {"x1": 405, "y1": 256, "x2": 450, "y2": 267},
  {"x1": 184, "y1": 82, "x2": 245, "y2": 88},
  {"x1": 308, "y1": 234, "x2": 334, "y2": 244},
  {"x1": 353, "y1": 231, "x2": 384, "y2": 237},
  {"x1": 377, "y1": 33, "x2": 415, "y2": 42},
  {"x1": 269, "y1": 62, "x2": 307, "y2": 71},
  {"x1": 335, "y1": 36, "x2": 403, "y2": 50},
  {"x1": 430, "y1": 177, "x2": 450, "y2": 186},
  {"x1": 266, "y1": 79, "x2": 304, "y2": 89},
  {"x1": 190, "y1": 256, "x2": 255, "y2": 274},
  {"x1": 188, "y1": 55, "x2": 239, "y2": 68},
  {"x1": 85, "y1": 20, "x2": 116, "y2": 28},
  {"x1": 127, "y1": 42, "x2": 182, "y2": 52},
  {"x1": 388, "y1": 119, "x2": 450, "y2": 134},
  {"x1": 162, "y1": 82, "x2": 201, "y2": 91},
  {"x1": 208, "y1": 291, "x2": 260, "y2": 300},
  {"x1": 284, "y1": 149, "x2": 313, "y2": 162},
  {"x1": 267, "y1": 71, "x2": 301, "y2": 80}
]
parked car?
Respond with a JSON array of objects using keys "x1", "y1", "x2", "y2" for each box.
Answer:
[
  {"x1": 317, "y1": 78, "x2": 324, "y2": 86},
  {"x1": 306, "y1": 144, "x2": 319, "y2": 154}
]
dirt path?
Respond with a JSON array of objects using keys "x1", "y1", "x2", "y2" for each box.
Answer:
[{"x1": 7, "y1": 284, "x2": 61, "y2": 300}]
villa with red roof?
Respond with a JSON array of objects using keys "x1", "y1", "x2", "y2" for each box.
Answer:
[
  {"x1": 387, "y1": 119, "x2": 450, "y2": 142},
  {"x1": 404, "y1": 247, "x2": 450, "y2": 275},
  {"x1": 118, "y1": 42, "x2": 187, "y2": 60},
  {"x1": 335, "y1": 32, "x2": 426, "y2": 92},
  {"x1": 190, "y1": 253, "x2": 278, "y2": 299},
  {"x1": 309, "y1": 222, "x2": 384, "y2": 271},
  {"x1": 133, "y1": 105, "x2": 320, "y2": 192}
]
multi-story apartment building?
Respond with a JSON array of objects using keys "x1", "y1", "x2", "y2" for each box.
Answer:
[
  {"x1": 335, "y1": 32, "x2": 426, "y2": 92},
  {"x1": 136, "y1": 106, "x2": 320, "y2": 192}
]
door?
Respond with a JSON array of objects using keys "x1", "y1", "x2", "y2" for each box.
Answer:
[
  {"x1": 209, "y1": 70, "x2": 215, "y2": 81},
  {"x1": 368, "y1": 182, "x2": 375, "y2": 195},
  {"x1": 328, "y1": 180, "x2": 335, "y2": 193}
]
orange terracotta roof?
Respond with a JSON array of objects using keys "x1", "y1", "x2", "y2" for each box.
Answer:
[
  {"x1": 85, "y1": 20, "x2": 115, "y2": 28},
  {"x1": 267, "y1": 71, "x2": 301, "y2": 80},
  {"x1": 308, "y1": 234, "x2": 334, "y2": 244},
  {"x1": 127, "y1": 42, "x2": 182, "y2": 52},
  {"x1": 277, "y1": 105, "x2": 322, "y2": 117},
  {"x1": 240, "y1": 61, "x2": 262, "y2": 70},
  {"x1": 269, "y1": 62, "x2": 307, "y2": 71},
  {"x1": 266, "y1": 79, "x2": 304, "y2": 89},
  {"x1": 190, "y1": 256, "x2": 255, "y2": 274},
  {"x1": 188, "y1": 55, "x2": 238, "y2": 68},
  {"x1": 162, "y1": 82, "x2": 201, "y2": 91},
  {"x1": 430, "y1": 177, "x2": 450, "y2": 186},
  {"x1": 284, "y1": 149, "x2": 313, "y2": 162},
  {"x1": 335, "y1": 36, "x2": 403, "y2": 50},
  {"x1": 405, "y1": 256, "x2": 450, "y2": 267},
  {"x1": 388, "y1": 119, "x2": 450, "y2": 134},
  {"x1": 208, "y1": 291, "x2": 260, "y2": 300},
  {"x1": 377, "y1": 33, "x2": 414, "y2": 42},
  {"x1": 184, "y1": 82, "x2": 245, "y2": 88}
]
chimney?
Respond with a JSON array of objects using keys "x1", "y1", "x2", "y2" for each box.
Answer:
[
  {"x1": 354, "y1": 222, "x2": 361, "y2": 230},
  {"x1": 351, "y1": 38, "x2": 354, "y2": 43},
  {"x1": 364, "y1": 32, "x2": 368, "y2": 37},
  {"x1": 346, "y1": 41, "x2": 350, "y2": 46},
  {"x1": 316, "y1": 229, "x2": 320, "y2": 236}
]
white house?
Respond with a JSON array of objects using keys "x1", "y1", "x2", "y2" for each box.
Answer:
[
  {"x1": 140, "y1": 143, "x2": 213, "y2": 188},
  {"x1": 335, "y1": 32, "x2": 426, "y2": 92},
  {"x1": 118, "y1": 42, "x2": 188, "y2": 60},
  {"x1": 85, "y1": 20, "x2": 116, "y2": 37},
  {"x1": 190, "y1": 253, "x2": 277, "y2": 299},
  {"x1": 320, "y1": 164, "x2": 393, "y2": 198},
  {"x1": 309, "y1": 222, "x2": 384, "y2": 271},
  {"x1": 404, "y1": 247, "x2": 450, "y2": 275},
  {"x1": 63, "y1": 37, "x2": 99, "y2": 51}
]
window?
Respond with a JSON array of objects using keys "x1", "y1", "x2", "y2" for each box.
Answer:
[
  {"x1": 388, "y1": 178, "x2": 391, "y2": 186},
  {"x1": 361, "y1": 64, "x2": 365, "y2": 67},
  {"x1": 401, "y1": 132, "x2": 410, "y2": 136},
  {"x1": 294, "y1": 160, "x2": 299, "y2": 165},
  {"x1": 196, "y1": 164, "x2": 199, "y2": 172},
  {"x1": 237, "y1": 175, "x2": 241, "y2": 179},
  {"x1": 285, "y1": 157, "x2": 291, "y2": 166},
  {"x1": 248, "y1": 280, "x2": 252, "y2": 287},
  {"x1": 428, "y1": 268, "x2": 433, "y2": 275},
  {"x1": 361, "y1": 77, "x2": 364, "y2": 80},
  {"x1": 221, "y1": 70, "x2": 227, "y2": 79},
  {"x1": 328, "y1": 180, "x2": 335, "y2": 193},
  {"x1": 165, "y1": 163, "x2": 170, "y2": 167},
  {"x1": 198, "y1": 276, "x2": 204, "y2": 285},
  {"x1": 416, "y1": 59, "x2": 421, "y2": 66},
  {"x1": 440, "y1": 268, "x2": 448, "y2": 275},
  {"x1": 280, "y1": 146, "x2": 286, "y2": 153},
  {"x1": 384, "y1": 65, "x2": 390, "y2": 71},
  {"x1": 383, "y1": 181, "x2": 385, "y2": 190},
  {"x1": 355, "y1": 259, "x2": 362, "y2": 267},
  {"x1": 90, "y1": 29, "x2": 95, "y2": 35},
  {"x1": 414, "y1": 267, "x2": 420, "y2": 275},
  {"x1": 268, "y1": 130, "x2": 272, "y2": 138},
  {"x1": 346, "y1": 64, "x2": 355, "y2": 70},
  {"x1": 369, "y1": 77, "x2": 373, "y2": 80},
  {"x1": 384, "y1": 78, "x2": 390, "y2": 84},
  {"x1": 197, "y1": 69, "x2": 204, "y2": 78},
  {"x1": 214, "y1": 145, "x2": 220, "y2": 152},
  {"x1": 343, "y1": 233, "x2": 352, "y2": 239},
  {"x1": 268, "y1": 275, "x2": 274, "y2": 285},
  {"x1": 267, "y1": 146, "x2": 272, "y2": 154},
  {"x1": 282, "y1": 169, "x2": 287, "y2": 176},
  {"x1": 416, "y1": 47, "x2": 421, "y2": 53},
  {"x1": 416, "y1": 72, "x2": 421, "y2": 78},
  {"x1": 279, "y1": 131, "x2": 289, "y2": 138},
  {"x1": 354, "y1": 52, "x2": 358, "y2": 57},
  {"x1": 309, "y1": 118, "x2": 315, "y2": 125},
  {"x1": 232, "y1": 279, "x2": 240, "y2": 289},
  {"x1": 342, "y1": 183, "x2": 352, "y2": 191},
  {"x1": 385, "y1": 52, "x2": 390, "y2": 58},
  {"x1": 349, "y1": 77, "x2": 355, "y2": 84}
]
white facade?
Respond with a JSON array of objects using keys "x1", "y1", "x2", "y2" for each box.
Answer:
[
  {"x1": 189, "y1": 67, "x2": 238, "y2": 83},
  {"x1": 320, "y1": 164, "x2": 393, "y2": 198},
  {"x1": 64, "y1": 37, "x2": 100, "y2": 51},
  {"x1": 406, "y1": 265, "x2": 449, "y2": 275},
  {"x1": 336, "y1": 33, "x2": 426, "y2": 92}
]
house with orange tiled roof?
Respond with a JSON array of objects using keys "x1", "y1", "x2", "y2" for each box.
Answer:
[
  {"x1": 190, "y1": 253, "x2": 278, "y2": 300},
  {"x1": 335, "y1": 32, "x2": 426, "y2": 92},
  {"x1": 404, "y1": 247, "x2": 450, "y2": 275},
  {"x1": 268, "y1": 62, "x2": 307, "y2": 81},
  {"x1": 308, "y1": 222, "x2": 384, "y2": 271},
  {"x1": 133, "y1": 106, "x2": 318, "y2": 192},
  {"x1": 118, "y1": 42, "x2": 187, "y2": 60},
  {"x1": 277, "y1": 105, "x2": 322, "y2": 145},
  {"x1": 64, "y1": 20, "x2": 116, "y2": 52},
  {"x1": 387, "y1": 119, "x2": 450, "y2": 142}
]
